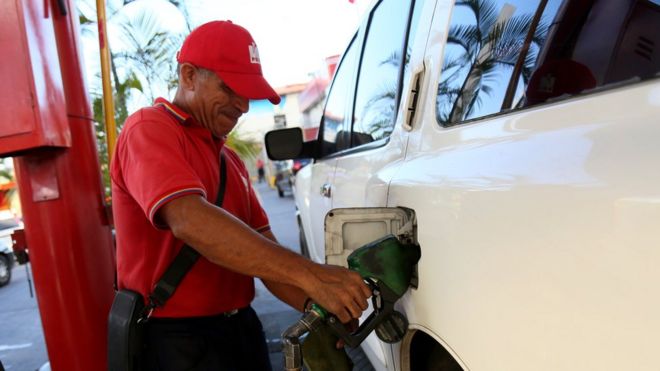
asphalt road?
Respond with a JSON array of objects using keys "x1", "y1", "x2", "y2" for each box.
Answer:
[
  {"x1": 0, "y1": 264, "x2": 47, "y2": 371},
  {"x1": 251, "y1": 180, "x2": 307, "y2": 369}
]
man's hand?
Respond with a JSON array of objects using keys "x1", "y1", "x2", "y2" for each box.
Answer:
[{"x1": 305, "y1": 264, "x2": 371, "y2": 323}]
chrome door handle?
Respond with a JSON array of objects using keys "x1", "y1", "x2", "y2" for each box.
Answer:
[{"x1": 321, "y1": 183, "x2": 332, "y2": 198}]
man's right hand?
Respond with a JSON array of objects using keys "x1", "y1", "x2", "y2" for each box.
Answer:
[{"x1": 304, "y1": 264, "x2": 372, "y2": 323}]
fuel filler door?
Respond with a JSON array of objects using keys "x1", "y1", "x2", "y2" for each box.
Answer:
[{"x1": 324, "y1": 207, "x2": 418, "y2": 286}]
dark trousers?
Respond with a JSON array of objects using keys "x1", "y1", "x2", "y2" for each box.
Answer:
[{"x1": 143, "y1": 306, "x2": 272, "y2": 371}]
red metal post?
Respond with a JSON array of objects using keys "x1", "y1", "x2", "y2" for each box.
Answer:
[{"x1": 12, "y1": 0, "x2": 115, "y2": 370}]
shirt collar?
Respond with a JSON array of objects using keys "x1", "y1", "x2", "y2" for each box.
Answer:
[
  {"x1": 154, "y1": 97, "x2": 228, "y2": 150},
  {"x1": 154, "y1": 97, "x2": 192, "y2": 125}
]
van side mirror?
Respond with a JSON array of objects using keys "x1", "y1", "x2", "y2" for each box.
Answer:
[{"x1": 265, "y1": 128, "x2": 318, "y2": 160}]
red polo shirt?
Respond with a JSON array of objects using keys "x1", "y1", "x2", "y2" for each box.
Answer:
[{"x1": 110, "y1": 98, "x2": 270, "y2": 318}]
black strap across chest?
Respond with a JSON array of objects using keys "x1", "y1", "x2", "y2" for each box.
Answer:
[{"x1": 147, "y1": 150, "x2": 227, "y2": 309}]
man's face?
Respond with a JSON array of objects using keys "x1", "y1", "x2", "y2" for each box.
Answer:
[{"x1": 189, "y1": 68, "x2": 249, "y2": 138}]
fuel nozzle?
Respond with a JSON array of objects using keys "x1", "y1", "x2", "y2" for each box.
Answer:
[
  {"x1": 326, "y1": 234, "x2": 421, "y2": 347},
  {"x1": 281, "y1": 234, "x2": 420, "y2": 370}
]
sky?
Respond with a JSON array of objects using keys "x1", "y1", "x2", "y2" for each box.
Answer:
[
  {"x1": 80, "y1": 0, "x2": 372, "y2": 93},
  {"x1": 186, "y1": 0, "x2": 371, "y2": 87}
]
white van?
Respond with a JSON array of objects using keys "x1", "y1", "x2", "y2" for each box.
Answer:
[{"x1": 266, "y1": 0, "x2": 660, "y2": 369}]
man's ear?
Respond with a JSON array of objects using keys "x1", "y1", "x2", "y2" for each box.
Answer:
[{"x1": 179, "y1": 63, "x2": 197, "y2": 91}]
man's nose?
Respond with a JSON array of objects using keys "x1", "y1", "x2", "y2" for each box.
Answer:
[{"x1": 234, "y1": 95, "x2": 249, "y2": 114}]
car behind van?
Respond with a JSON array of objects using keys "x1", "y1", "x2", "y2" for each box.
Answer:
[
  {"x1": 273, "y1": 160, "x2": 294, "y2": 197},
  {"x1": 267, "y1": 0, "x2": 660, "y2": 370},
  {"x1": 0, "y1": 214, "x2": 19, "y2": 287}
]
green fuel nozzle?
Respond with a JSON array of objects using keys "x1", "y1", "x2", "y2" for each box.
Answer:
[{"x1": 282, "y1": 235, "x2": 421, "y2": 370}]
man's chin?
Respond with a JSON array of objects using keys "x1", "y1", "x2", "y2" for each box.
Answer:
[
  {"x1": 211, "y1": 126, "x2": 233, "y2": 139},
  {"x1": 211, "y1": 131, "x2": 230, "y2": 140},
  {"x1": 217, "y1": 116, "x2": 239, "y2": 127}
]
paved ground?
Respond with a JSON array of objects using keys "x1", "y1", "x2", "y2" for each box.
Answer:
[
  {"x1": 0, "y1": 265, "x2": 47, "y2": 371},
  {"x1": 0, "y1": 180, "x2": 374, "y2": 371},
  {"x1": 251, "y1": 179, "x2": 304, "y2": 369}
]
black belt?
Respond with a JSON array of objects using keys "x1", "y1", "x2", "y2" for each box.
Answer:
[{"x1": 148, "y1": 306, "x2": 248, "y2": 323}]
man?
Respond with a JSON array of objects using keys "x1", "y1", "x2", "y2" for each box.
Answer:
[
  {"x1": 110, "y1": 21, "x2": 370, "y2": 370},
  {"x1": 256, "y1": 158, "x2": 265, "y2": 183}
]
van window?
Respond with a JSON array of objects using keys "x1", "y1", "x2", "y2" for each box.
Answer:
[
  {"x1": 322, "y1": 37, "x2": 360, "y2": 156},
  {"x1": 521, "y1": 0, "x2": 660, "y2": 107},
  {"x1": 436, "y1": 0, "x2": 660, "y2": 127},
  {"x1": 351, "y1": 0, "x2": 413, "y2": 145},
  {"x1": 436, "y1": 0, "x2": 551, "y2": 125}
]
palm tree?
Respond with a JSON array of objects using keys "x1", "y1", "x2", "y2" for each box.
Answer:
[
  {"x1": 113, "y1": 8, "x2": 184, "y2": 103},
  {"x1": 122, "y1": 0, "x2": 194, "y2": 32},
  {"x1": 436, "y1": 0, "x2": 548, "y2": 124},
  {"x1": 226, "y1": 127, "x2": 261, "y2": 161},
  {"x1": 78, "y1": 4, "x2": 133, "y2": 128},
  {"x1": 77, "y1": 0, "x2": 186, "y2": 127}
]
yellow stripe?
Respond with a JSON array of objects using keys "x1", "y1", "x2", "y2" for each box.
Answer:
[
  {"x1": 155, "y1": 101, "x2": 188, "y2": 123},
  {"x1": 149, "y1": 188, "x2": 206, "y2": 222},
  {"x1": 161, "y1": 104, "x2": 187, "y2": 122}
]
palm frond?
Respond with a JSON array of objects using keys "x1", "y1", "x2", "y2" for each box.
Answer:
[
  {"x1": 447, "y1": 24, "x2": 479, "y2": 54},
  {"x1": 113, "y1": 7, "x2": 184, "y2": 102},
  {"x1": 379, "y1": 51, "x2": 402, "y2": 68},
  {"x1": 0, "y1": 170, "x2": 13, "y2": 182},
  {"x1": 226, "y1": 129, "x2": 260, "y2": 160}
]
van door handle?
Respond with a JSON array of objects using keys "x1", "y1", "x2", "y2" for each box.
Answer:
[
  {"x1": 321, "y1": 183, "x2": 332, "y2": 198},
  {"x1": 403, "y1": 62, "x2": 425, "y2": 131}
]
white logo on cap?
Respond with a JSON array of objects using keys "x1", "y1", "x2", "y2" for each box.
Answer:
[{"x1": 249, "y1": 42, "x2": 261, "y2": 64}]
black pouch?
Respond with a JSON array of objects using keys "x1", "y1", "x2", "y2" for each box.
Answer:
[{"x1": 108, "y1": 289, "x2": 146, "y2": 371}]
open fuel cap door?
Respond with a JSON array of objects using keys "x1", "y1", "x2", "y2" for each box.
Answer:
[
  {"x1": 323, "y1": 207, "x2": 419, "y2": 355},
  {"x1": 324, "y1": 207, "x2": 416, "y2": 268}
]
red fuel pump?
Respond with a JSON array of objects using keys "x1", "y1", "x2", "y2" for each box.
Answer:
[{"x1": 0, "y1": 0, "x2": 115, "y2": 370}]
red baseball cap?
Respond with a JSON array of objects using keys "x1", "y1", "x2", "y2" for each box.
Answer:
[{"x1": 177, "y1": 21, "x2": 281, "y2": 104}]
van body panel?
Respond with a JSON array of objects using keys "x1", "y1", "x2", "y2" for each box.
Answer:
[{"x1": 390, "y1": 80, "x2": 660, "y2": 370}]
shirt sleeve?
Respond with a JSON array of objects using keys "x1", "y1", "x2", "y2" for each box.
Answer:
[{"x1": 116, "y1": 116, "x2": 206, "y2": 227}]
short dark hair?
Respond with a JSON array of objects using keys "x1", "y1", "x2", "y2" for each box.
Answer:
[{"x1": 177, "y1": 63, "x2": 215, "y2": 79}]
